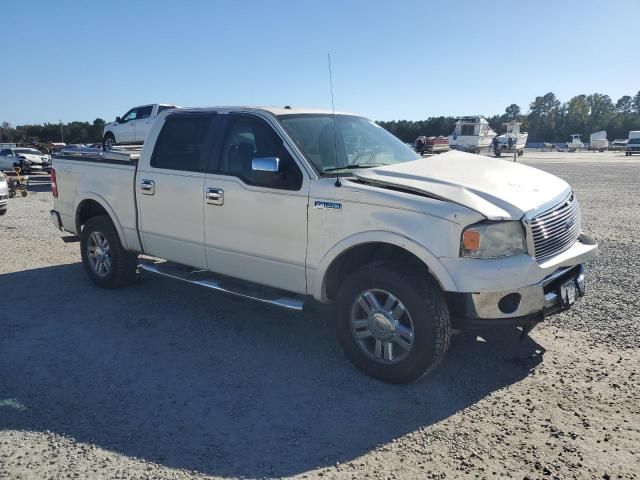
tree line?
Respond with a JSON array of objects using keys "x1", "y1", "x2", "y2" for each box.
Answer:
[
  {"x1": 0, "y1": 119, "x2": 106, "y2": 145},
  {"x1": 378, "y1": 91, "x2": 640, "y2": 144},
  {"x1": 1, "y1": 90, "x2": 639, "y2": 146}
]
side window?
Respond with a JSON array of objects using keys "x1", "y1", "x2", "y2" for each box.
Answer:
[
  {"x1": 219, "y1": 116, "x2": 302, "y2": 190},
  {"x1": 150, "y1": 114, "x2": 212, "y2": 172},
  {"x1": 122, "y1": 109, "x2": 137, "y2": 122},
  {"x1": 0, "y1": 149, "x2": 11, "y2": 156},
  {"x1": 157, "y1": 105, "x2": 175, "y2": 114},
  {"x1": 137, "y1": 106, "x2": 153, "y2": 119}
]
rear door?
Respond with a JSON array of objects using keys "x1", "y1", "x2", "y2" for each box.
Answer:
[
  {"x1": 203, "y1": 113, "x2": 308, "y2": 294},
  {"x1": 136, "y1": 112, "x2": 216, "y2": 268},
  {"x1": 133, "y1": 105, "x2": 154, "y2": 143}
]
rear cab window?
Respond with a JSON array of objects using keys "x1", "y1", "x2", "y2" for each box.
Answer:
[
  {"x1": 150, "y1": 114, "x2": 214, "y2": 172},
  {"x1": 157, "y1": 105, "x2": 176, "y2": 114},
  {"x1": 137, "y1": 106, "x2": 153, "y2": 120}
]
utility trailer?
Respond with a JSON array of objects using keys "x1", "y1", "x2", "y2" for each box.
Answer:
[{"x1": 414, "y1": 136, "x2": 450, "y2": 155}]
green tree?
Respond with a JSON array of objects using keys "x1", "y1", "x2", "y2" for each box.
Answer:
[
  {"x1": 563, "y1": 95, "x2": 590, "y2": 139},
  {"x1": 528, "y1": 92, "x2": 562, "y2": 141},
  {"x1": 504, "y1": 104, "x2": 521, "y2": 121},
  {"x1": 633, "y1": 91, "x2": 640, "y2": 114},
  {"x1": 615, "y1": 95, "x2": 633, "y2": 113},
  {"x1": 586, "y1": 93, "x2": 614, "y2": 133}
]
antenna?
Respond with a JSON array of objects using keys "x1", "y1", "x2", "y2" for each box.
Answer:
[{"x1": 328, "y1": 53, "x2": 341, "y2": 187}]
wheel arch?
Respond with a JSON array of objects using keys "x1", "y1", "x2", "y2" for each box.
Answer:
[
  {"x1": 312, "y1": 232, "x2": 456, "y2": 303},
  {"x1": 75, "y1": 195, "x2": 128, "y2": 249},
  {"x1": 103, "y1": 130, "x2": 116, "y2": 142}
]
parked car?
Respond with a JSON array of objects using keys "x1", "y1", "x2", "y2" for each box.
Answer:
[
  {"x1": 610, "y1": 139, "x2": 629, "y2": 150},
  {"x1": 0, "y1": 172, "x2": 8, "y2": 215},
  {"x1": 51, "y1": 106, "x2": 598, "y2": 384},
  {"x1": 626, "y1": 138, "x2": 640, "y2": 156},
  {"x1": 0, "y1": 147, "x2": 51, "y2": 173},
  {"x1": 103, "y1": 104, "x2": 177, "y2": 149}
]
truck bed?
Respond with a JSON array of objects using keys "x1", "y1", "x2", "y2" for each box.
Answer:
[{"x1": 52, "y1": 146, "x2": 142, "y2": 251}]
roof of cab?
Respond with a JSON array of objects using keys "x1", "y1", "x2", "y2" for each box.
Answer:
[{"x1": 169, "y1": 106, "x2": 359, "y2": 117}]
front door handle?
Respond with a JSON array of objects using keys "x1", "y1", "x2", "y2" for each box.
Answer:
[
  {"x1": 140, "y1": 179, "x2": 155, "y2": 195},
  {"x1": 205, "y1": 187, "x2": 224, "y2": 205}
]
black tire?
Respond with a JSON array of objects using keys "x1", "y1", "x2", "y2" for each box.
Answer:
[
  {"x1": 20, "y1": 190, "x2": 27, "y2": 197},
  {"x1": 80, "y1": 215, "x2": 138, "y2": 288},
  {"x1": 0, "y1": 209, "x2": 6, "y2": 216},
  {"x1": 103, "y1": 132, "x2": 116, "y2": 150},
  {"x1": 336, "y1": 263, "x2": 451, "y2": 384}
]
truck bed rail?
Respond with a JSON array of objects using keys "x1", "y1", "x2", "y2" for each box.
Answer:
[{"x1": 53, "y1": 145, "x2": 142, "y2": 163}]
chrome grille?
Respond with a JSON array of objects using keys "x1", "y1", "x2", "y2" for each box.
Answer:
[{"x1": 529, "y1": 193, "x2": 581, "y2": 261}]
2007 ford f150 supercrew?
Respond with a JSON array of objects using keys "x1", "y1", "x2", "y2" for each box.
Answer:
[{"x1": 51, "y1": 107, "x2": 598, "y2": 383}]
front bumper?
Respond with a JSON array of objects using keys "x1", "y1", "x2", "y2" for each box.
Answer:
[
  {"x1": 444, "y1": 233, "x2": 598, "y2": 328},
  {"x1": 448, "y1": 264, "x2": 586, "y2": 328}
]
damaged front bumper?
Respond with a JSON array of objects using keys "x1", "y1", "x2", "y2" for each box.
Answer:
[{"x1": 445, "y1": 234, "x2": 598, "y2": 329}]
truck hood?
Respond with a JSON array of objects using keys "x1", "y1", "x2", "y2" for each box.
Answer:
[{"x1": 351, "y1": 150, "x2": 569, "y2": 220}]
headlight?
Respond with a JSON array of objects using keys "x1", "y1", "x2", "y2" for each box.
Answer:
[{"x1": 460, "y1": 221, "x2": 527, "y2": 258}]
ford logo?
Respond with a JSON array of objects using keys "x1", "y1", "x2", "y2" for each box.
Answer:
[{"x1": 565, "y1": 218, "x2": 575, "y2": 230}]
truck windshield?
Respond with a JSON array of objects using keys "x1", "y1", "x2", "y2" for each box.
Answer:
[{"x1": 278, "y1": 114, "x2": 419, "y2": 174}]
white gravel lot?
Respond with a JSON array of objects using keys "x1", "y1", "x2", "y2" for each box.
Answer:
[{"x1": 0, "y1": 151, "x2": 638, "y2": 479}]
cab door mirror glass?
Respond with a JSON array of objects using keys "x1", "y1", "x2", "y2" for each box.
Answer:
[{"x1": 116, "y1": 116, "x2": 122, "y2": 123}]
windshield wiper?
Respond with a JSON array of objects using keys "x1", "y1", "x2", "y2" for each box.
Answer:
[{"x1": 323, "y1": 163, "x2": 384, "y2": 173}]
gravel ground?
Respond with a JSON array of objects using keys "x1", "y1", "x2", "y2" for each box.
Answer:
[{"x1": 1, "y1": 152, "x2": 638, "y2": 479}]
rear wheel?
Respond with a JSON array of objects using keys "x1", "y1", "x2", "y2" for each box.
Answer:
[
  {"x1": 336, "y1": 263, "x2": 451, "y2": 384},
  {"x1": 0, "y1": 209, "x2": 6, "y2": 216},
  {"x1": 80, "y1": 215, "x2": 138, "y2": 288}
]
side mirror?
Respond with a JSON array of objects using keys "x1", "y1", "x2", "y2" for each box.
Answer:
[
  {"x1": 116, "y1": 116, "x2": 122, "y2": 123},
  {"x1": 252, "y1": 157, "x2": 280, "y2": 173}
]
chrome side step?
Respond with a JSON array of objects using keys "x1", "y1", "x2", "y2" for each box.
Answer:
[{"x1": 138, "y1": 260, "x2": 305, "y2": 311}]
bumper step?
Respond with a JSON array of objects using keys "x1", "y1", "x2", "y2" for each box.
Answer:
[{"x1": 138, "y1": 259, "x2": 306, "y2": 311}]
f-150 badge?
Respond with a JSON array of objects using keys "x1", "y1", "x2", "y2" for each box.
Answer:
[{"x1": 314, "y1": 200, "x2": 342, "y2": 211}]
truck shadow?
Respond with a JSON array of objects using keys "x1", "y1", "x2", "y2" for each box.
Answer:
[{"x1": 0, "y1": 263, "x2": 544, "y2": 478}]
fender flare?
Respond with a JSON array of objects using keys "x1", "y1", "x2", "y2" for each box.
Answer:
[
  {"x1": 74, "y1": 192, "x2": 129, "y2": 250},
  {"x1": 310, "y1": 230, "x2": 457, "y2": 302}
]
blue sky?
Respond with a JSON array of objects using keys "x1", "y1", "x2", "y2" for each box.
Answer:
[{"x1": 1, "y1": 0, "x2": 638, "y2": 125}]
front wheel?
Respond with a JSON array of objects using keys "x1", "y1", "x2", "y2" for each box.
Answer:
[
  {"x1": 80, "y1": 215, "x2": 138, "y2": 288},
  {"x1": 336, "y1": 263, "x2": 451, "y2": 384},
  {"x1": 103, "y1": 132, "x2": 116, "y2": 150}
]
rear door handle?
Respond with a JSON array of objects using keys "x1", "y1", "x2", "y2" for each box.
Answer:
[
  {"x1": 140, "y1": 179, "x2": 155, "y2": 195},
  {"x1": 205, "y1": 187, "x2": 224, "y2": 205}
]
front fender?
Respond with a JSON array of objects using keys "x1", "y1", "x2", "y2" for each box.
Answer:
[
  {"x1": 309, "y1": 230, "x2": 457, "y2": 302},
  {"x1": 103, "y1": 127, "x2": 116, "y2": 141}
]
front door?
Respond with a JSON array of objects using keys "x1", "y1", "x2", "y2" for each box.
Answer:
[
  {"x1": 203, "y1": 114, "x2": 308, "y2": 294},
  {"x1": 118, "y1": 108, "x2": 138, "y2": 143},
  {"x1": 133, "y1": 105, "x2": 154, "y2": 143},
  {"x1": 137, "y1": 112, "x2": 215, "y2": 269}
]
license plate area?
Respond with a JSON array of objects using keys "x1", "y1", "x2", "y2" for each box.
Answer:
[{"x1": 560, "y1": 279, "x2": 577, "y2": 309}]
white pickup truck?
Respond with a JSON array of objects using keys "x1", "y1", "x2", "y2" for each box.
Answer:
[
  {"x1": 102, "y1": 104, "x2": 176, "y2": 148},
  {"x1": 51, "y1": 106, "x2": 598, "y2": 383}
]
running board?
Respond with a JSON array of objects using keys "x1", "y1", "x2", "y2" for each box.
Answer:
[{"x1": 138, "y1": 260, "x2": 305, "y2": 311}]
